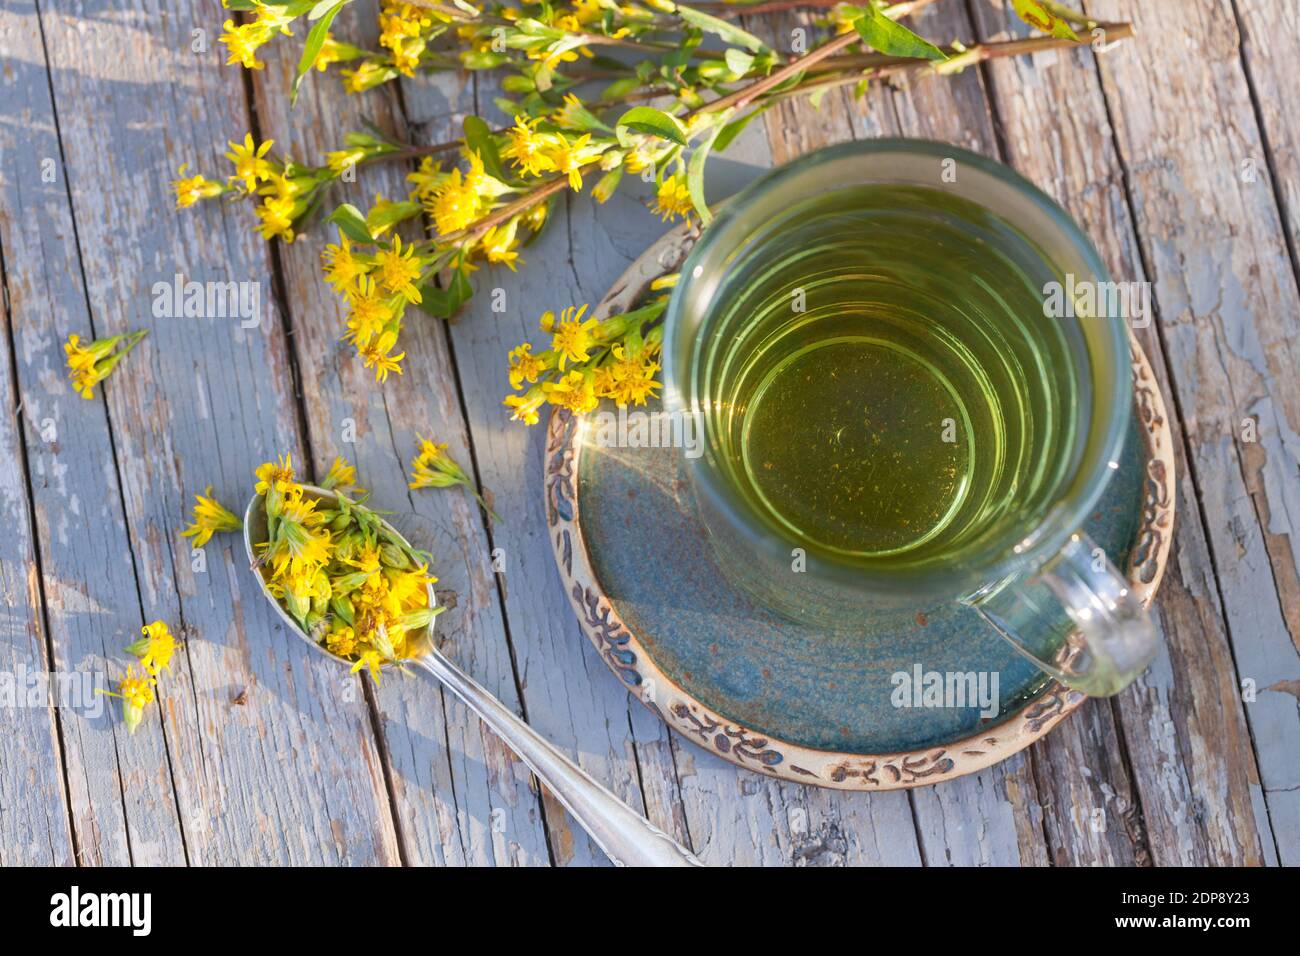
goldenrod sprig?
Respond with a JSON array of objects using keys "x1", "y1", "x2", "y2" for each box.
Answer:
[
  {"x1": 63, "y1": 330, "x2": 148, "y2": 400},
  {"x1": 101, "y1": 620, "x2": 179, "y2": 735},
  {"x1": 408, "y1": 436, "x2": 501, "y2": 521},
  {"x1": 126, "y1": 621, "x2": 180, "y2": 679},
  {"x1": 181, "y1": 488, "x2": 244, "y2": 548},
  {"x1": 101, "y1": 665, "x2": 156, "y2": 735},
  {"x1": 504, "y1": 283, "x2": 672, "y2": 425}
]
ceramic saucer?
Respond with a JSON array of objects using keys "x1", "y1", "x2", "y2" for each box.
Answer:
[{"x1": 545, "y1": 223, "x2": 1176, "y2": 790}]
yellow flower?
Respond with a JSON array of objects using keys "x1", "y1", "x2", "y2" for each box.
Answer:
[
  {"x1": 225, "y1": 133, "x2": 275, "y2": 192},
  {"x1": 425, "y1": 167, "x2": 481, "y2": 236},
  {"x1": 542, "y1": 370, "x2": 599, "y2": 414},
  {"x1": 313, "y1": 35, "x2": 347, "y2": 72},
  {"x1": 504, "y1": 387, "x2": 546, "y2": 426},
  {"x1": 101, "y1": 665, "x2": 156, "y2": 735},
  {"x1": 321, "y1": 232, "x2": 371, "y2": 297},
  {"x1": 253, "y1": 2, "x2": 296, "y2": 37},
  {"x1": 572, "y1": 0, "x2": 606, "y2": 26},
  {"x1": 406, "y1": 156, "x2": 444, "y2": 201},
  {"x1": 523, "y1": 201, "x2": 548, "y2": 234},
  {"x1": 390, "y1": 36, "x2": 425, "y2": 76},
  {"x1": 462, "y1": 151, "x2": 509, "y2": 201},
  {"x1": 219, "y1": 19, "x2": 270, "y2": 71},
  {"x1": 181, "y1": 486, "x2": 242, "y2": 548},
  {"x1": 341, "y1": 59, "x2": 396, "y2": 94},
  {"x1": 259, "y1": 171, "x2": 301, "y2": 202},
  {"x1": 374, "y1": 235, "x2": 425, "y2": 303},
  {"x1": 254, "y1": 453, "x2": 296, "y2": 496},
  {"x1": 408, "y1": 436, "x2": 466, "y2": 489},
  {"x1": 342, "y1": 277, "x2": 395, "y2": 348},
  {"x1": 541, "y1": 132, "x2": 606, "y2": 192},
  {"x1": 63, "y1": 330, "x2": 147, "y2": 400},
  {"x1": 255, "y1": 195, "x2": 297, "y2": 242},
  {"x1": 263, "y1": 487, "x2": 334, "y2": 577},
  {"x1": 350, "y1": 648, "x2": 384, "y2": 684},
  {"x1": 326, "y1": 624, "x2": 358, "y2": 658},
  {"x1": 387, "y1": 563, "x2": 436, "y2": 608},
  {"x1": 127, "y1": 621, "x2": 180, "y2": 678},
  {"x1": 171, "y1": 164, "x2": 223, "y2": 209},
  {"x1": 507, "y1": 342, "x2": 547, "y2": 389},
  {"x1": 63, "y1": 333, "x2": 110, "y2": 371},
  {"x1": 406, "y1": 435, "x2": 497, "y2": 518},
  {"x1": 652, "y1": 173, "x2": 693, "y2": 222},
  {"x1": 501, "y1": 115, "x2": 556, "y2": 178},
  {"x1": 547, "y1": 304, "x2": 598, "y2": 368},
  {"x1": 321, "y1": 455, "x2": 359, "y2": 492},
  {"x1": 480, "y1": 219, "x2": 521, "y2": 271},
  {"x1": 359, "y1": 331, "x2": 406, "y2": 382},
  {"x1": 597, "y1": 345, "x2": 662, "y2": 406},
  {"x1": 326, "y1": 147, "x2": 366, "y2": 175}
]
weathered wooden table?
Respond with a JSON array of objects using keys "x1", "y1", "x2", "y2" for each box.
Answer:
[{"x1": 1, "y1": 0, "x2": 1296, "y2": 867}]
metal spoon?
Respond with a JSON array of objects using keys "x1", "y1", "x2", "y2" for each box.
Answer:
[{"x1": 243, "y1": 486, "x2": 702, "y2": 867}]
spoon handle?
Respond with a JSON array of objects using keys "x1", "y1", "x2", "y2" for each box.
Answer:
[{"x1": 414, "y1": 650, "x2": 704, "y2": 867}]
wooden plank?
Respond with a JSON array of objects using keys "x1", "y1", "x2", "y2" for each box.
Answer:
[
  {"x1": 29, "y1": 0, "x2": 401, "y2": 864},
  {"x1": 0, "y1": 0, "x2": 185, "y2": 865},
  {"x1": 966, "y1": 1, "x2": 1267, "y2": 866},
  {"x1": 1084, "y1": 0, "x2": 1300, "y2": 864},
  {"x1": 0, "y1": 143, "x2": 76, "y2": 866},
  {"x1": 389, "y1": 58, "x2": 703, "y2": 863},
  {"x1": 1231, "y1": 0, "x2": 1300, "y2": 864},
  {"x1": 249, "y1": 3, "x2": 552, "y2": 866},
  {"x1": 0, "y1": 333, "x2": 73, "y2": 865}
]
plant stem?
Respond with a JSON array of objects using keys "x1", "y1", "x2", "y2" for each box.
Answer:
[
  {"x1": 441, "y1": 174, "x2": 576, "y2": 246},
  {"x1": 696, "y1": 0, "x2": 941, "y2": 17},
  {"x1": 699, "y1": 27, "x2": 860, "y2": 114},
  {"x1": 765, "y1": 21, "x2": 1133, "y2": 102},
  {"x1": 405, "y1": 15, "x2": 1133, "y2": 253}
]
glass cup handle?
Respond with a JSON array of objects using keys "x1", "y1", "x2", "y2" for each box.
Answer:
[{"x1": 966, "y1": 532, "x2": 1158, "y2": 697}]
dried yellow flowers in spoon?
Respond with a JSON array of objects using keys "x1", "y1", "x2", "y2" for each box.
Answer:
[
  {"x1": 246, "y1": 454, "x2": 439, "y2": 683},
  {"x1": 242, "y1": 454, "x2": 701, "y2": 866}
]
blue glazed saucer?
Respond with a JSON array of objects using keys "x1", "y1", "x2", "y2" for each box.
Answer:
[{"x1": 546, "y1": 224, "x2": 1176, "y2": 789}]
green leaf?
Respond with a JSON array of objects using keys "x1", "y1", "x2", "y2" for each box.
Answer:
[
  {"x1": 723, "y1": 47, "x2": 755, "y2": 77},
  {"x1": 307, "y1": 0, "x2": 344, "y2": 20},
  {"x1": 599, "y1": 76, "x2": 643, "y2": 102},
  {"x1": 415, "y1": 269, "x2": 474, "y2": 319},
  {"x1": 365, "y1": 199, "x2": 422, "y2": 236},
  {"x1": 463, "y1": 115, "x2": 509, "y2": 182},
  {"x1": 327, "y1": 204, "x2": 373, "y2": 244},
  {"x1": 461, "y1": 49, "x2": 509, "y2": 70},
  {"x1": 676, "y1": 5, "x2": 768, "y2": 53},
  {"x1": 292, "y1": 0, "x2": 346, "y2": 104},
  {"x1": 1011, "y1": 0, "x2": 1080, "y2": 41},
  {"x1": 686, "y1": 117, "x2": 726, "y2": 225},
  {"x1": 616, "y1": 106, "x2": 688, "y2": 147},
  {"x1": 712, "y1": 103, "x2": 769, "y2": 154},
  {"x1": 852, "y1": 6, "x2": 947, "y2": 61}
]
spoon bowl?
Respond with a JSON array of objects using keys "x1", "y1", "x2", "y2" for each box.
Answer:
[
  {"x1": 242, "y1": 485, "x2": 438, "y2": 665},
  {"x1": 241, "y1": 486, "x2": 702, "y2": 867}
]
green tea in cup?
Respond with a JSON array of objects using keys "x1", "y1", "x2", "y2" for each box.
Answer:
[{"x1": 664, "y1": 140, "x2": 1157, "y2": 697}]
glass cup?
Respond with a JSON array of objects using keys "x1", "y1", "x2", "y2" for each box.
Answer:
[{"x1": 662, "y1": 139, "x2": 1157, "y2": 697}]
